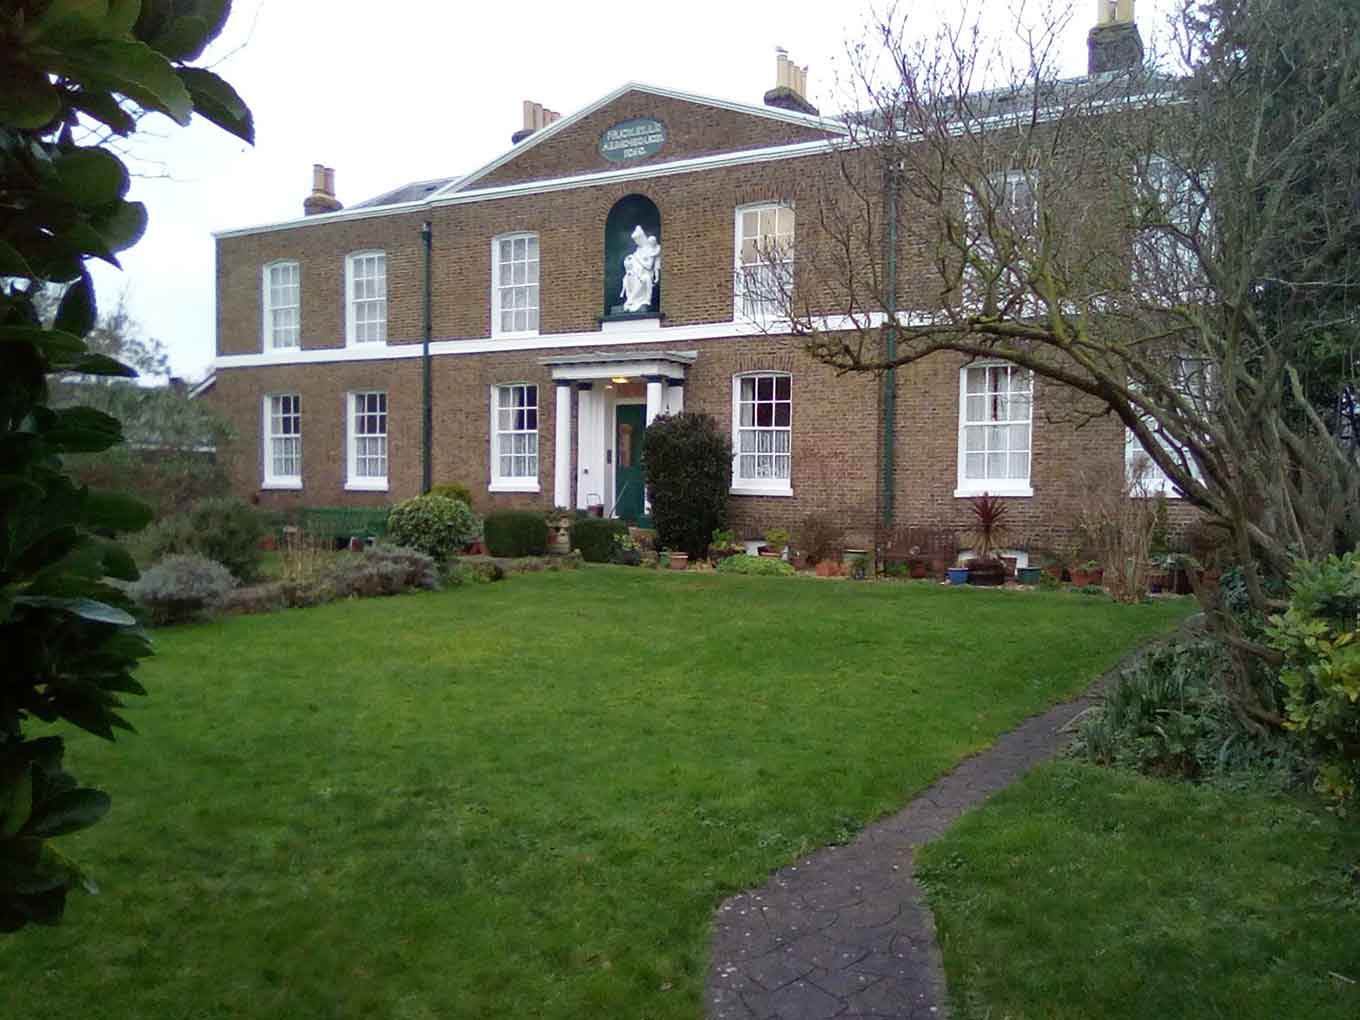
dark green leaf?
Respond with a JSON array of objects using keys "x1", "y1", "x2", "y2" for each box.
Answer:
[
  {"x1": 83, "y1": 490, "x2": 153, "y2": 534},
  {"x1": 15, "y1": 596, "x2": 136, "y2": 627},
  {"x1": 0, "y1": 325, "x2": 87, "y2": 356},
  {"x1": 55, "y1": 352, "x2": 138, "y2": 378},
  {"x1": 12, "y1": 526, "x2": 84, "y2": 576},
  {"x1": 53, "y1": 149, "x2": 131, "y2": 207},
  {"x1": 177, "y1": 67, "x2": 254, "y2": 144},
  {"x1": 0, "y1": 239, "x2": 34, "y2": 278},
  {"x1": 23, "y1": 788, "x2": 111, "y2": 838},
  {"x1": 152, "y1": 15, "x2": 211, "y2": 61},
  {"x1": 49, "y1": 39, "x2": 194, "y2": 126},
  {"x1": 54, "y1": 273, "x2": 97, "y2": 337},
  {"x1": 91, "y1": 200, "x2": 148, "y2": 254},
  {"x1": 69, "y1": 89, "x2": 138, "y2": 135},
  {"x1": 0, "y1": 768, "x2": 34, "y2": 839},
  {"x1": 0, "y1": 68, "x2": 62, "y2": 130},
  {"x1": 46, "y1": 406, "x2": 123, "y2": 452}
]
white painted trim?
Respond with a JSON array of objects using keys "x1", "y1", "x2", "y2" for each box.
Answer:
[
  {"x1": 344, "y1": 250, "x2": 387, "y2": 346},
  {"x1": 209, "y1": 315, "x2": 872, "y2": 371},
  {"x1": 261, "y1": 392, "x2": 302, "y2": 490},
  {"x1": 435, "y1": 81, "x2": 845, "y2": 198},
  {"x1": 261, "y1": 482, "x2": 303, "y2": 491},
  {"x1": 490, "y1": 232, "x2": 541, "y2": 339},
  {"x1": 731, "y1": 370, "x2": 793, "y2": 495},
  {"x1": 553, "y1": 383, "x2": 573, "y2": 509},
  {"x1": 261, "y1": 259, "x2": 300, "y2": 351},
  {"x1": 956, "y1": 361, "x2": 1034, "y2": 497},
  {"x1": 187, "y1": 374, "x2": 216, "y2": 399},
  {"x1": 733, "y1": 201, "x2": 795, "y2": 322},
  {"x1": 489, "y1": 382, "x2": 542, "y2": 492}
]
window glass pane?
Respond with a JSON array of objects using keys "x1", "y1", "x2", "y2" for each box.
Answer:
[
  {"x1": 774, "y1": 403, "x2": 790, "y2": 427},
  {"x1": 986, "y1": 452, "x2": 1007, "y2": 478},
  {"x1": 966, "y1": 452, "x2": 985, "y2": 479},
  {"x1": 774, "y1": 376, "x2": 791, "y2": 400},
  {"x1": 965, "y1": 427, "x2": 984, "y2": 452},
  {"x1": 965, "y1": 395, "x2": 985, "y2": 422},
  {"x1": 1010, "y1": 423, "x2": 1030, "y2": 451},
  {"x1": 1009, "y1": 452, "x2": 1029, "y2": 479}
]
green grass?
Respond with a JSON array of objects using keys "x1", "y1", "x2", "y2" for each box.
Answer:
[
  {"x1": 919, "y1": 760, "x2": 1360, "y2": 1020},
  {"x1": 3, "y1": 570, "x2": 1189, "y2": 1019}
]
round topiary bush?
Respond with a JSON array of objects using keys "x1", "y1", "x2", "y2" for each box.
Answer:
[
  {"x1": 484, "y1": 510, "x2": 550, "y2": 557},
  {"x1": 131, "y1": 554, "x2": 237, "y2": 624},
  {"x1": 641, "y1": 412, "x2": 733, "y2": 559},
  {"x1": 385, "y1": 494, "x2": 481, "y2": 562}
]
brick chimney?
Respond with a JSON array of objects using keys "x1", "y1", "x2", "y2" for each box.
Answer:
[
  {"x1": 512, "y1": 101, "x2": 561, "y2": 145},
  {"x1": 303, "y1": 164, "x2": 342, "y2": 216},
  {"x1": 1088, "y1": 0, "x2": 1145, "y2": 75},
  {"x1": 764, "y1": 47, "x2": 819, "y2": 116}
]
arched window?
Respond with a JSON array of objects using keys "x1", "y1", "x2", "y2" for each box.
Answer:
[{"x1": 603, "y1": 194, "x2": 661, "y2": 317}]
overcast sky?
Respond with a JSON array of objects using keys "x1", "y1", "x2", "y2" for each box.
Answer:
[{"x1": 96, "y1": 0, "x2": 1176, "y2": 380}]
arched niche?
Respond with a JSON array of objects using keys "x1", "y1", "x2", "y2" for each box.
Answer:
[{"x1": 603, "y1": 194, "x2": 661, "y2": 318}]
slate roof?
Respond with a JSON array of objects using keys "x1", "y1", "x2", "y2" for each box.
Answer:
[{"x1": 350, "y1": 176, "x2": 460, "y2": 210}]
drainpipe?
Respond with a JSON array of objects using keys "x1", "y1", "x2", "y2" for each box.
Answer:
[
  {"x1": 421, "y1": 220, "x2": 433, "y2": 494},
  {"x1": 881, "y1": 156, "x2": 899, "y2": 528}
]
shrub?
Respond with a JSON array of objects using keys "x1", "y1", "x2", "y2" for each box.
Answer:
[
  {"x1": 716, "y1": 554, "x2": 796, "y2": 577},
  {"x1": 429, "y1": 483, "x2": 474, "y2": 507},
  {"x1": 327, "y1": 545, "x2": 440, "y2": 599},
  {"x1": 641, "y1": 412, "x2": 732, "y2": 558},
  {"x1": 385, "y1": 494, "x2": 480, "y2": 562},
  {"x1": 131, "y1": 555, "x2": 237, "y2": 625},
  {"x1": 797, "y1": 512, "x2": 844, "y2": 565},
  {"x1": 1266, "y1": 552, "x2": 1360, "y2": 806},
  {"x1": 1073, "y1": 636, "x2": 1306, "y2": 789},
  {"x1": 484, "y1": 510, "x2": 549, "y2": 557},
  {"x1": 142, "y1": 497, "x2": 265, "y2": 582},
  {"x1": 570, "y1": 517, "x2": 629, "y2": 563}
]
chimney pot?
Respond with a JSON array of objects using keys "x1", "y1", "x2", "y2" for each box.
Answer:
[
  {"x1": 765, "y1": 47, "x2": 819, "y2": 117},
  {"x1": 512, "y1": 99, "x2": 559, "y2": 144},
  {"x1": 1088, "y1": 0, "x2": 1143, "y2": 74},
  {"x1": 303, "y1": 163, "x2": 342, "y2": 216}
]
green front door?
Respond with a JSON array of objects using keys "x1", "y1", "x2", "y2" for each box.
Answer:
[{"x1": 614, "y1": 403, "x2": 646, "y2": 524}]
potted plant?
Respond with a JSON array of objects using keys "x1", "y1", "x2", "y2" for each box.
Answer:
[
  {"x1": 709, "y1": 528, "x2": 742, "y2": 564},
  {"x1": 963, "y1": 493, "x2": 1010, "y2": 587},
  {"x1": 847, "y1": 552, "x2": 870, "y2": 580},
  {"x1": 546, "y1": 508, "x2": 574, "y2": 555},
  {"x1": 815, "y1": 559, "x2": 844, "y2": 577},
  {"x1": 1069, "y1": 560, "x2": 1103, "y2": 587},
  {"x1": 947, "y1": 564, "x2": 971, "y2": 585},
  {"x1": 669, "y1": 549, "x2": 689, "y2": 571},
  {"x1": 907, "y1": 549, "x2": 930, "y2": 579},
  {"x1": 1017, "y1": 564, "x2": 1043, "y2": 585},
  {"x1": 761, "y1": 527, "x2": 791, "y2": 559}
]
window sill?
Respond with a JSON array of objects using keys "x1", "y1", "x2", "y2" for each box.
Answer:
[
  {"x1": 489, "y1": 481, "x2": 541, "y2": 494},
  {"x1": 261, "y1": 480, "x2": 302, "y2": 491},
  {"x1": 345, "y1": 480, "x2": 389, "y2": 492},
  {"x1": 954, "y1": 485, "x2": 1033, "y2": 499},
  {"x1": 731, "y1": 485, "x2": 794, "y2": 498},
  {"x1": 267, "y1": 342, "x2": 301, "y2": 352},
  {"x1": 345, "y1": 339, "x2": 388, "y2": 348},
  {"x1": 491, "y1": 329, "x2": 541, "y2": 341}
]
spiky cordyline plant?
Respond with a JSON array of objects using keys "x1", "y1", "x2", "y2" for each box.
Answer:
[{"x1": 966, "y1": 493, "x2": 1011, "y2": 563}]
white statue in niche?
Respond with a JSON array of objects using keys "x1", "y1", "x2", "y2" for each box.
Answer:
[{"x1": 619, "y1": 224, "x2": 660, "y2": 312}]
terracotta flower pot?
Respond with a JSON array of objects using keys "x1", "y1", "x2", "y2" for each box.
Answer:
[{"x1": 669, "y1": 552, "x2": 689, "y2": 571}]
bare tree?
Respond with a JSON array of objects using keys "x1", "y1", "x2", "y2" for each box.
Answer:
[{"x1": 775, "y1": 0, "x2": 1360, "y2": 721}]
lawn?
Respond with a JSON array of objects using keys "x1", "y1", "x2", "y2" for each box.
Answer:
[
  {"x1": 3, "y1": 569, "x2": 1189, "y2": 1019},
  {"x1": 919, "y1": 761, "x2": 1360, "y2": 1020}
]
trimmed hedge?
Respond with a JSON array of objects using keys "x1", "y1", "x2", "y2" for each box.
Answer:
[
  {"x1": 641, "y1": 412, "x2": 732, "y2": 558},
  {"x1": 716, "y1": 554, "x2": 796, "y2": 577},
  {"x1": 484, "y1": 510, "x2": 549, "y2": 557},
  {"x1": 570, "y1": 517, "x2": 629, "y2": 563}
]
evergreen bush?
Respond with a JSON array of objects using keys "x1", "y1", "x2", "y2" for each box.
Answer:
[
  {"x1": 716, "y1": 554, "x2": 796, "y2": 577},
  {"x1": 429, "y1": 483, "x2": 474, "y2": 507},
  {"x1": 385, "y1": 494, "x2": 480, "y2": 562},
  {"x1": 142, "y1": 497, "x2": 264, "y2": 582},
  {"x1": 327, "y1": 545, "x2": 440, "y2": 599},
  {"x1": 641, "y1": 413, "x2": 733, "y2": 558},
  {"x1": 484, "y1": 510, "x2": 550, "y2": 557},
  {"x1": 570, "y1": 518, "x2": 629, "y2": 562},
  {"x1": 131, "y1": 554, "x2": 237, "y2": 625}
]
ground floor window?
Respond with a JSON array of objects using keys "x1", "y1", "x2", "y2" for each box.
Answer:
[
  {"x1": 732, "y1": 372, "x2": 792, "y2": 494},
  {"x1": 957, "y1": 362, "x2": 1033, "y2": 496},
  {"x1": 263, "y1": 393, "x2": 301, "y2": 488},
  {"x1": 491, "y1": 383, "x2": 538, "y2": 490},
  {"x1": 348, "y1": 391, "x2": 388, "y2": 489}
]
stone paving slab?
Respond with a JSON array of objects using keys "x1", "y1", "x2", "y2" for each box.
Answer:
[{"x1": 704, "y1": 628, "x2": 1187, "y2": 1020}]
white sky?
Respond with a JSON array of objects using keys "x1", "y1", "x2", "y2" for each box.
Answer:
[{"x1": 95, "y1": 0, "x2": 1176, "y2": 380}]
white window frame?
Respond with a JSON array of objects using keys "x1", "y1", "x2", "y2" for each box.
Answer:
[
  {"x1": 955, "y1": 362, "x2": 1035, "y2": 497},
  {"x1": 261, "y1": 260, "x2": 300, "y2": 350},
  {"x1": 962, "y1": 170, "x2": 1039, "y2": 316},
  {"x1": 491, "y1": 233, "x2": 540, "y2": 338},
  {"x1": 1131, "y1": 155, "x2": 1211, "y2": 302},
  {"x1": 345, "y1": 250, "x2": 387, "y2": 345},
  {"x1": 731, "y1": 371, "x2": 793, "y2": 497},
  {"x1": 345, "y1": 390, "x2": 388, "y2": 491},
  {"x1": 489, "y1": 383, "x2": 541, "y2": 493},
  {"x1": 261, "y1": 393, "x2": 302, "y2": 490},
  {"x1": 733, "y1": 202, "x2": 795, "y2": 322},
  {"x1": 1124, "y1": 356, "x2": 1211, "y2": 499}
]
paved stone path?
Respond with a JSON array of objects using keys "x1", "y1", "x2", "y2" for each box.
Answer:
[{"x1": 705, "y1": 662, "x2": 1137, "y2": 1019}]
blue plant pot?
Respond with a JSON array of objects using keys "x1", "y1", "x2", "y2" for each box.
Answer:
[{"x1": 947, "y1": 567, "x2": 970, "y2": 585}]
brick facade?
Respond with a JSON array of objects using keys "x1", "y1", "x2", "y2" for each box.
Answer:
[{"x1": 206, "y1": 83, "x2": 1178, "y2": 555}]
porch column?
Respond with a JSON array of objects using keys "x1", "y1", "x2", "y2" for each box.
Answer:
[
  {"x1": 575, "y1": 382, "x2": 600, "y2": 511},
  {"x1": 663, "y1": 377, "x2": 684, "y2": 416},
  {"x1": 553, "y1": 382, "x2": 572, "y2": 509},
  {"x1": 644, "y1": 375, "x2": 666, "y2": 426}
]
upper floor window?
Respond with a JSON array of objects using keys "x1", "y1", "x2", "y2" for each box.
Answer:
[
  {"x1": 1131, "y1": 156, "x2": 1211, "y2": 301},
  {"x1": 262, "y1": 393, "x2": 301, "y2": 488},
  {"x1": 262, "y1": 260, "x2": 300, "y2": 349},
  {"x1": 492, "y1": 233, "x2": 539, "y2": 336},
  {"x1": 731, "y1": 372, "x2": 792, "y2": 495},
  {"x1": 347, "y1": 390, "x2": 388, "y2": 490},
  {"x1": 957, "y1": 362, "x2": 1033, "y2": 496},
  {"x1": 346, "y1": 251, "x2": 387, "y2": 344},
  {"x1": 1125, "y1": 355, "x2": 1211, "y2": 498},
  {"x1": 490, "y1": 383, "x2": 539, "y2": 491},
  {"x1": 963, "y1": 171, "x2": 1038, "y2": 314},
  {"x1": 734, "y1": 203, "x2": 794, "y2": 321}
]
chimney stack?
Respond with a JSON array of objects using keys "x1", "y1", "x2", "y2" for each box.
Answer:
[
  {"x1": 512, "y1": 100, "x2": 561, "y2": 144},
  {"x1": 303, "y1": 163, "x2": 342, "y2": 216},
  {"x1": 1087, "y1": 0, "x2": 1144, "y2": 75},
  {"x1": 764, "y1": 47, "x2": 819, "y2": 116}
]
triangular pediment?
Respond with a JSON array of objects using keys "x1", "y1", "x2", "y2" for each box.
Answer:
[{"x1": 444, "y1": 84, "x2": 842, "y2": 194}]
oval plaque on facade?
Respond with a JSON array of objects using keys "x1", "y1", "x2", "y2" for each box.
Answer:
[{"x1": 599, "y1": 118, "x2": 666, "y2": 162}]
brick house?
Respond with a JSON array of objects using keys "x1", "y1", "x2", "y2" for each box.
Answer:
[{"x1": 199, "y1": 4, "x2": 1172, "y2": 558}]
